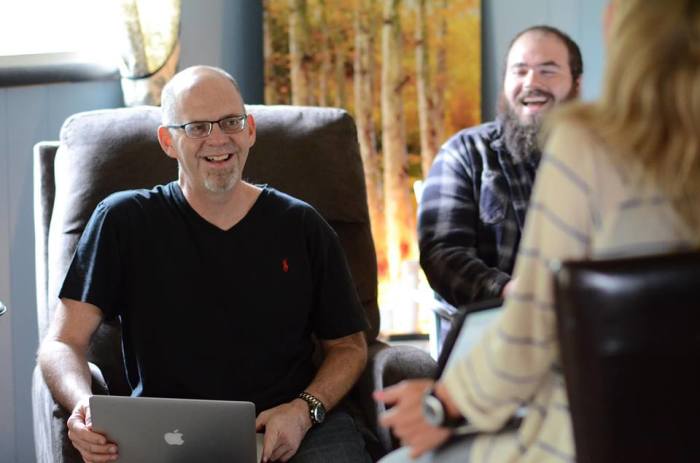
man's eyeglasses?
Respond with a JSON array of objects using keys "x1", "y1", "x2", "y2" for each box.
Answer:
[{"x1": 165, "y1": 114, "x2": 248, "y2": 139}]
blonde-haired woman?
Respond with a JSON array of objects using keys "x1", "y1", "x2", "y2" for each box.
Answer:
[{"x1": 376, "y1": 0, "x2": 700, "y2": 462}]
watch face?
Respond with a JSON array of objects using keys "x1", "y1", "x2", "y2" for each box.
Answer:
[
  {"x1": 422, "y1": 393, "x2": 445, "y2": 427},
  {"x1": 312, "y1": 404, "x2": 326, "y2": 424}
]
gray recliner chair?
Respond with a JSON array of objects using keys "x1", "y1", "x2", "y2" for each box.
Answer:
[{"x1": 32, "y1": 105, "x2": 436, "y2": 462}]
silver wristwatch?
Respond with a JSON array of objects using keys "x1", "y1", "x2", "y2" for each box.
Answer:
[
  {"x1": 422, "y1": 386, "x2": 471, "y2": 433},
  {"x1": 298, "y1": 391, "x2": 326, "y2": 426}
]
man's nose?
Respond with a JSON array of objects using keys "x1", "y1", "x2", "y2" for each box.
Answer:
[
  {"x1": 523, "y1": 69, "x2": 542, "y2": 88},
  {"x1": 207, "y1": 122, "x2": 229, "y2": 143}
]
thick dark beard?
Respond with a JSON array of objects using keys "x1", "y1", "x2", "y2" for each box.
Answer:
[
  {"x1": 499, "y1": 84, "x2": 579, "y2": 164},
  {"x1": 502, "y1": 107, "x2": 542, "y2": 165}
]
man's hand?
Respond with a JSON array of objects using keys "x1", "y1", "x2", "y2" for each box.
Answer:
[
  {"x1": 66, "y1": 396, "x2": 118, "y2": 462},
  {"x1": 255, "y1": 399, "x2": 311, "y2": 462},
  {"x1": 374, "y1": 379, "x2": 452, "y2": 458}
]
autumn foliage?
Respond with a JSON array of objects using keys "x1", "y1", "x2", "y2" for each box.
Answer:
[{"x1": 264, "y1": 0, "x2": 480, "y2": 282}]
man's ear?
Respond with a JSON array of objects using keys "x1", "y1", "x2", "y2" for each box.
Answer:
[
  {"x1": 157, "y1": 126, "x2": 177, "y2": 159},
  {"x1": 246, "y1": 114, "x2": 257, "y2": 147}
]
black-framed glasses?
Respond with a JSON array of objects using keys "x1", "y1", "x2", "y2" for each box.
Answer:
[{"x1": 165, "y1": 114, "x2": 248, "y2": 139}]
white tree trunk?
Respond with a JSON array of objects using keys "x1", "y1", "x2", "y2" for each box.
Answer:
[
  {"x1": 334, "y1": 35, "x2": 348, "y2": 108},
  {"x1": 382, "y1": 0, "x2": 416, "y2": 281},
  {"x1": 288, "y1": 0, "x2": 312, "y2": 105},
  {"x1": 415, "y1": 0, "x2": 439, "y2": 178},
  {"x1": 432, "y1": 0, "x2": 448, "y2": 146},
  {"x1": 317, "y1": 0, "x2": 331, "y2": 106},
  {"x1": 354, "y1": 0, "x2": 387, "y2": 277},
  {"x1": 263, "y1": 0, "x2": 278, "y2": 104}
]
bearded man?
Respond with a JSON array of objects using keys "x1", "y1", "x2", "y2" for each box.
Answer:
[{"x1": 418, "y1": 25, "x2": 583, "y2": 320}]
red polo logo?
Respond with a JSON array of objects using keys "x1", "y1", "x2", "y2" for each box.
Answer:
[{"x1": 282, "y1": 258, "x2": 289, "y2": 273}]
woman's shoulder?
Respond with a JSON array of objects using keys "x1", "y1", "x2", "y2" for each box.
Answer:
[
  {"x1": 544, "y1": 117, "x2": 617, "y2": 182},
  {"x1": 546, "y1": 118, "x2": 603, "y2": 158}
]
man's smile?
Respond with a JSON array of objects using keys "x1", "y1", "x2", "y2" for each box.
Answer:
[
  {"x1": 518, "y1": 90, "x2": 554, "y2": 115},
  {"x1": 203, "y1": 153, "x2": 234, "y2": 163}
]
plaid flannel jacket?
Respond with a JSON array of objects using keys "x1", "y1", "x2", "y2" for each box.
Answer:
[{"x1": 418, "y1": 119, "x2": 540, "y2": 308}]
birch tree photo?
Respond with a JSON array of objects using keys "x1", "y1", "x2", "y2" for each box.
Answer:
[{"x1": 263, "y1": 0, "x2": 480, "y2": 326}]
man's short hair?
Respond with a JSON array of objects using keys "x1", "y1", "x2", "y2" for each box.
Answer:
[{"x1": 505, "y1": 25, "x2": 583, "y2": 82}]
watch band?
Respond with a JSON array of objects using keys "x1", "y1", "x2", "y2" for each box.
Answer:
[{"x1": 298, "y1": 391, "x2": 323, "y2": 408}]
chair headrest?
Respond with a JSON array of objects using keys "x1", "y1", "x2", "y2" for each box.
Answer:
[{"x1": 55, "y1": 104, "x2": 369, "y2": 228}]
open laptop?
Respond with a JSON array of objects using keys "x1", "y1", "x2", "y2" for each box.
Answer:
[{"x1": 91, "y1": 396, "x2": 262, "y2": 463}]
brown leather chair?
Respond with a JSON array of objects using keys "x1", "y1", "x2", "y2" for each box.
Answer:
[
  {"x1": 554, "y1": 251, "x2": 700, "y2": 463},
  {"x1": 32, "y1": 105, "x2": 436, "y2": 463}
]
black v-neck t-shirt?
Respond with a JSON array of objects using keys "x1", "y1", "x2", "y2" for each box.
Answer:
[{"x1": 60, "y1": 182, "x2": 368, "y2": 412}]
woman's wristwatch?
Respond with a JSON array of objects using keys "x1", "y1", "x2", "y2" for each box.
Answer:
[{"x1": 421, "y1": 385, "x2": 472, "y2": 434}]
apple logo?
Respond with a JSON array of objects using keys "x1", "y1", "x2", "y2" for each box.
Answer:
[{"x1": 164, "y1": 429, "x2": 184, "y2": 446}]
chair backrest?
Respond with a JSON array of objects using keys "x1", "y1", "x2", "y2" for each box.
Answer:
[
  {"x1": 34, "y1": 105, "x2": 379, "y2": 395},
  {"x1": 554, "y1": 252, "x2": 700, "y2": 463}
]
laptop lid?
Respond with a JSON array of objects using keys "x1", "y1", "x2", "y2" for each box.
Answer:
[{"x1": 90, "y1": 396, "x2": 258, "y2": 463}]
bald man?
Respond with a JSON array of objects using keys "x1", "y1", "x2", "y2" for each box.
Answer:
[{"x1": 39, "y1": 66, "x2": 371, "y2": 463}]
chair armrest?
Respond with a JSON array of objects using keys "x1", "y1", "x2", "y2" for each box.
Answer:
[
  {"x1": 87, "y1": 362, "x2": 109, "y2": 396},
  {"x1": 31, "y1": 363, "x2": 111, "y2": 463},
  {"x1": 352, "y1": 340, "x2": 437, "y2": 454}
]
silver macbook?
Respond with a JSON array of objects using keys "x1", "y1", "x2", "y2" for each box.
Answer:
[{"x1": 90, "y1": 396, "x2": 260, "y2": 463}]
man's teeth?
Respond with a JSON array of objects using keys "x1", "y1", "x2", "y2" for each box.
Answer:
[
  {"x1": 205, "y1": 154, "x2": 232, "y2": 162},
  {"x1": 523, "y1": 97, "x2": 548, "y2": 105}
]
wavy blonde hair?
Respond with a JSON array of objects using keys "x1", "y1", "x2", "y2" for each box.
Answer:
[{"x1": 549, "y1": 0, "x2": 700, "y2": 231}]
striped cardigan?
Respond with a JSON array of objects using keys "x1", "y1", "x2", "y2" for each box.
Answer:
[{"x1": 443, "y1": 121, "x2": 698, "y2": 463}]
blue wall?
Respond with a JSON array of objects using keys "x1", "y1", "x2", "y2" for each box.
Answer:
[
  {"x1": 0, "y1": 1, "x2": 605, "y2": 462},
  {"x1": 179, "y1": 0, "x2": 264, "y2": 103},
  {"x1": 0, "y1": 81, "x2": 124, "y2": 463},
  {"x1": 482, "y1": 0, "x2": 606, "y2": 119}
]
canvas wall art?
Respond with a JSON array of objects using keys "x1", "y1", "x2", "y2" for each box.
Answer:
[{"x1": 264, "y1": 0, "x2": 480, "y2": 333}]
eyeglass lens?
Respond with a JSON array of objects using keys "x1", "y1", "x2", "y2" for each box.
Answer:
[{"x1": 185, "y1": 116, "x2": 246, "y2": 138}]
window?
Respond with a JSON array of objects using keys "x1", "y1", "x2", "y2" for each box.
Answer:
[{"x1": 0, "y1": 0, "x2": 120, "y2": 85}]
